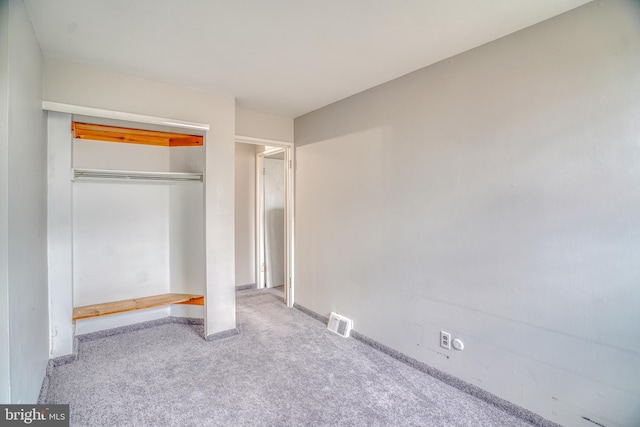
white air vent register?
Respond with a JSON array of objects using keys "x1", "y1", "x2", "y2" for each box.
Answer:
[{"x1": 327, "y1": 312, "x2": 353, "y2": 338}]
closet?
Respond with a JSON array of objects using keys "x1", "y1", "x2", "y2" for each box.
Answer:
[{"x1": 69, "y1": 117, "x2": 206, "y2": 327}]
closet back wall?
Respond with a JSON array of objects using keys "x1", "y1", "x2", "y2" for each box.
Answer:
[{"x1": 72, "y1": 140, "x2": 171, "y2": 306}]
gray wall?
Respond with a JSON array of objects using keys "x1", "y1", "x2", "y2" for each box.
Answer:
[
  {"x1": 0, "y1": 0, "x2": 49, "y2": 403},
  {"x1": 294, "y1": 2, "x2": 640, "y2": 426}
]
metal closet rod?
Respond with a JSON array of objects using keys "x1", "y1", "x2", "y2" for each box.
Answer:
[{"x1": 72, "y1": 168, "x2": 203, "y2": 183}]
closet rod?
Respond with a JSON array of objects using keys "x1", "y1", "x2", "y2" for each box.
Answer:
[{"x1": 73, "y1": 168, "x2": 203, "y2": 183}]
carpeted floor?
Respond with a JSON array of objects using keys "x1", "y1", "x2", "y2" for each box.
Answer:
[{"x1": 44, "y1": 288, "x2": 534, "y2": 426}]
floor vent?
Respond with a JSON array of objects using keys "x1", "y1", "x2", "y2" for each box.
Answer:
[{"x1": 327, "y1": 312, "x2": 353, "y2": 338}]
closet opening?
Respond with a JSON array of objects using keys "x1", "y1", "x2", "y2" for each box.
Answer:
[
  {"x1": 70, "y1": 116, "x2": 206, "y2": 333},
  {"x1": 46, "y1": 105, "x2": 214, "y2": 357}
]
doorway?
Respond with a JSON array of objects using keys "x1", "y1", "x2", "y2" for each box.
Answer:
[
  {"x1": 235, "y1": 136, "x2": 294, "y2": 307},
  {"x1": 259, "y1": 147, "x2": 286, "y2": 290}
]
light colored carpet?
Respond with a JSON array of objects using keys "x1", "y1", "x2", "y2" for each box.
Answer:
[{"x1": 44, "y1": 288, "x2": 534, "y2": 426}]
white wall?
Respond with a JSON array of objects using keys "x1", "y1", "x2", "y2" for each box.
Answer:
[
  {"x1": 236, "y1": 107, "x2": 293, "y2": 142},
  {"x1": 0, "y1": 0, "x2": 49, "y2": 403},
  {"x1": 44, "y1": 58, "x2": 236, "y2": 340},
  {"x1": 47, "y1": 112, "x2": 73, "y2": 356},
  {"x1": 294, "y1": 2, "x2": 640, "y2": 427},
  {"x1": 234, "y1": 143, "x2": 256, "y2": 287}
]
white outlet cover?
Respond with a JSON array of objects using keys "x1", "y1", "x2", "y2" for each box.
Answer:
[
  {"x1": 440, "y1": 331, "x2": 451, "y2": 349},
  {"x1": 453, "y1": 338, "x2": 464, "y2": 351}
]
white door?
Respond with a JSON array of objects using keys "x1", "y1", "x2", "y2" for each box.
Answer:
[{"x1": 263, "y1": 155, "x2": 285, "y2": 288}]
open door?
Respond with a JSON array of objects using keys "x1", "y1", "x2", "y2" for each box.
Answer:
[{"x1": 258, "y1": 148, "x2": 285, "y2": 289}]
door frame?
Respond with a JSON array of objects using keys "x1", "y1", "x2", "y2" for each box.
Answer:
[{"x1": 235, "y1": 135, "x2": 295, "y2": 307}]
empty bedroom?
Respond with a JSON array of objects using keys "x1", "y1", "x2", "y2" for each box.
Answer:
[{"x1": 1, "y1": 1, "x2": 639, "y2": 426}]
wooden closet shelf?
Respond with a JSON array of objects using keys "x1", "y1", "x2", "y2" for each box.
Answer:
[
  {"x1": 72, "y1": 122, "x2": 203, "y2": 147},
  {"x1": 72, "y1": 293, "x2": 204, "y2": 321}
]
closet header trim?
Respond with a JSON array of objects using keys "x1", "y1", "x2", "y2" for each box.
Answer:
[{"x1": 43, "y1": 101, "x2": 210, "y2": 131}]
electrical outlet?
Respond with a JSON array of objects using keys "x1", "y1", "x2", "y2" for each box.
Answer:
[{"x1": 440, "y1": 331, "x2": 451, "y2": 349}]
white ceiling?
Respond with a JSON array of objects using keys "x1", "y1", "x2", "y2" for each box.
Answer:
[{"x1": 24, "y1": 0, "x2": 591, "y2": 118}]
